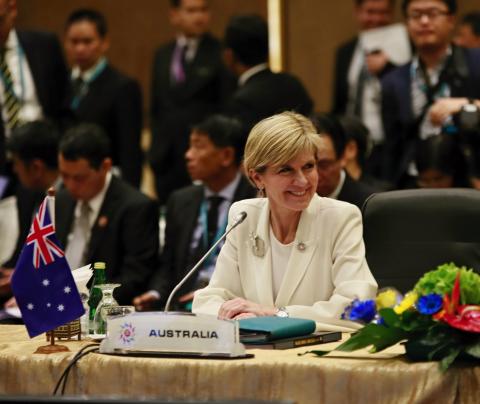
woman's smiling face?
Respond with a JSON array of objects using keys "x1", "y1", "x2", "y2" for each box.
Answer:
[{"x1": 250, "y1": 150, "x2": 318, "y2": 214}]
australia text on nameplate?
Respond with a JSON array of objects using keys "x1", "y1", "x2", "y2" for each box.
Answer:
[{"x1": 11, "y1": 197, "x2": 84, "y2": 338}]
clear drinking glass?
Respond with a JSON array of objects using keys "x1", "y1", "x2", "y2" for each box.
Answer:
[{"x1": 93, "y1": 283, "x2": 120, "y2": 335}]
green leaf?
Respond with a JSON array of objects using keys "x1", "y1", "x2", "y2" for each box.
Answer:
[
  {"x1": 439, "y1": 346, "x2": 461, "y2": 372},
  {"x1": 369, "y1": 327, "x2": 408, "y2": 352},
  {"x1": 299, "y1": 350, "x2": 330, "y2": 357},
  {"x1": 337, "y1": 323, "x2": 406, "y2": 353},
  {"x1": 378, "y1": 308, "x2": 401, "y2": 327},
  {"x1": 465, "y1": 339, "x2": 480, "y2": 358}
]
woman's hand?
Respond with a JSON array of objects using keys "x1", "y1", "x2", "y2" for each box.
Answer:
[{"x1": 218, "y1": 297, "x2": 277, "y2": 320}]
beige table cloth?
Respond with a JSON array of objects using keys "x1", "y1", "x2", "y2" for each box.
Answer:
[{"x1": 0, "y1": 325, "x2": 479, "y2": 403}]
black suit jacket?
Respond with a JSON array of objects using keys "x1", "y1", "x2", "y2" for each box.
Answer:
[
  {"x1": 68, "y1": 64, "x2": 143, "y2": 187},
  {"x1": 381, "y1": 46, "x2": 480, "y2": 184},
  {"x1": 3, "y1": 186, "x2": 44, "y2": 268},
  {"x1": 331, "y1": 36, "x2": 397, "y2": 115},
  {"x1": 149, "y1": 33, "x2": 234, "y2": 203},
  {"x1": 226, "y1": 68, "x2": 313, "y2": 133},
  {"x1": 338, "y1": 173, "x2": 377, "y2": 210},
  {"x1": 149, "y1": 175, "x2": 255, "y2": 308},
  {"x1": 332, "y1": 38, "x2": 358, "y2": 115},
  {"x1": 55, "y1": 176, "x2": 159, "y2": 305},
  {"x1": 0, "y1": 31, "x2": 69, "y2": 174}
]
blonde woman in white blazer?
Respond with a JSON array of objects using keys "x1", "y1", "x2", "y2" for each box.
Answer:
[{"x1": 192, "y1": 112, "x2": 377, "y2": 331}]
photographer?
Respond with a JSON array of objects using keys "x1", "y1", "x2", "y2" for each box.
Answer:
[
  {"x1": 429, "y1": 98, "x2": 480, "y2": 128},
  {"x1": 381, "y1": 0, "x2": 480, "y2": 187}
]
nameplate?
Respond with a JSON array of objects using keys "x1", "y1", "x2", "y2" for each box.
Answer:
[{"x1": 99, "y1": 312, "x2": 246, "y2": 357}]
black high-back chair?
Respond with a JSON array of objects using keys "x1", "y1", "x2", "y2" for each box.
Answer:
[{"x1": 362, "y1": 188, "x2": 480, "y2": 293}]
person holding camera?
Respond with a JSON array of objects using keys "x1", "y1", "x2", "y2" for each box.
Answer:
[{"x1": 381, "y1": 0, "x2": 480, "y2": 188}]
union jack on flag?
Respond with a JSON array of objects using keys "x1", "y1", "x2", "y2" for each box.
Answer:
[
  {"x1": 11, "y1": 196, "x2": 84, "y2": 338},
  {"x1": 26, "y1": 198, "x2": 64, "y2": 268}
]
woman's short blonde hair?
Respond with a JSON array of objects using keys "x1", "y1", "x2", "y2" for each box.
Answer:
[{"x1": 244, "y1": 111, "x2": 319, "y2": 184}]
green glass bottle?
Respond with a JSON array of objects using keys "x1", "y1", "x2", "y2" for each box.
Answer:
[{"x1": 88, "y1": 262, "x2": 106, "y2": 334}]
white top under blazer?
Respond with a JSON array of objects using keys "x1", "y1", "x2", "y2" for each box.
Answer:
[{"x1": 192, "y1": 195, "x2": 378, "y2": 332}]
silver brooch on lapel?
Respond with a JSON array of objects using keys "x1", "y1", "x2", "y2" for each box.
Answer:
[
  {"x1": 250, "y1": 232, "x2": 265, "y2": 257},
  {"x1": 297, "y1": 242, "x2": 306, "y2": 251}
]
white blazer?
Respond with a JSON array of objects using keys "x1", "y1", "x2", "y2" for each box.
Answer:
[{"x1": 192, "y1": 195, "x2": 378, "y2": 332}]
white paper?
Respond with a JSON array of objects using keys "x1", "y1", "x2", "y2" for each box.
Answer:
[
  {"x1": 0, "y1": 196, "x2": 19, "y2": 266},
  {"x1": 72, "y1": 263, "x2": 93, "y2": 295},
  {"x1": 360, "y1": 23, "x2": 412, "y2": 65},
  {"x1": 4, "y1": 306, "x2": 21, "y2": 318}
]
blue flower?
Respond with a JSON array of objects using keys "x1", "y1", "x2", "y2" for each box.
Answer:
[
  {"x1": 416, "y1": 293, "x2": 443, "y2": 315},
  {"x1": 342, "y1": 299, "x2": 376, "y2": 323}
]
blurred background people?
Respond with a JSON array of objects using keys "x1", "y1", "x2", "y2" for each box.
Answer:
[
  {"x1": 64, "y1": 8, "x2": 143, "y2": 188},
  {"x1": 149, "y1": 0, "x2": 233, "y2": 205},
  {"x1": 0, "y1": 120, "x2": 60, "y2": 306},
  {"x1": 381, "y1": 0, "x2": 480, "y2": 187},
  {"x1": 134, "y1": 115, "x2": 255, "y2": 311},
  {"x1": 0, "y1": 0, "x2": 68, "y2": 184},
  {"x1": 332, "y1": 0, "x2": 397, "y2": 178},
  {"x1": 454, "y1": 11, "x2": 480, "y2": 48},
  {"x1": 223, "y1": 14, "x2": 313, "y2": 134},
  {"x1": 339, "y1": 115, "x2": 393, "y2": 190},
  {"x1": 193, "y1": 112, "x2": 377, "y2": 329},
  {"x1": 315, "y1": 113, "x2": 378, "y2": 209},
  {"x1": 415, "y1": 134, "x2": 469, "y2": 188},
  {"x1": 56, "y1": 123, "x2": 159, "y2": 305}
]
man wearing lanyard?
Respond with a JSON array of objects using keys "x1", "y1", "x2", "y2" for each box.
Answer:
[
  {"x1": 64, "y1": 9, "x2": 143, "y2": 188},
  {"x1": 133, "y1": 115, "x2": 256, "y2": 311},
  {"x1": 0, "y1": 0, "x2": 68, "y2": 182},
  {"x1": 381, "y1": 0, "x2": 480, "y2": 187}
]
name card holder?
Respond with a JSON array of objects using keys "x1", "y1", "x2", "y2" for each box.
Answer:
[{"x1": 99, "y1": 312, "x2": 249, "y2": 358}]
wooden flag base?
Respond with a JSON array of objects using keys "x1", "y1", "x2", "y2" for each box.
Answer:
[
  {"x1": 35, "y1": 329, "x2": 70, "y2": 354},
  {"x1": 35, "y1": 343, "x2": 70, "y2": 354}
]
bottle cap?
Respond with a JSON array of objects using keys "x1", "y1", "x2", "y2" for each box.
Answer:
[{"x1": 93, "y1": 262, "x2": 106, "y2": 270}]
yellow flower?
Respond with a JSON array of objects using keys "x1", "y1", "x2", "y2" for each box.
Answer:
[
  {"x1": 394, "y1": 291, "x2": 418, "y2": 314},
  {"x1": 376, "y1": 289, "x2": 399, "y2": 310}
]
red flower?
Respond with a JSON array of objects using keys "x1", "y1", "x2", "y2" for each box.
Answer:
[
  {"x1": 435, "y1": 272, "x2": 480, "y2": 333},
  {"x1": 441, "y1": 305, "x2": 480, "y2": 333}
]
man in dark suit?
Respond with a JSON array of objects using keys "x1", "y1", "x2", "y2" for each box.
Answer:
[
  {"x1": 315, "y1": 114, "x2": 378, "y2": 209},
  {"x1": 0, "y1": 0, "x2": 69, "y2": 178},
  {"x1": 224, "y1": 14, "x2": 313, "y2": 133},
  {"x1": 55, "y1": 124, "x2": 159, "y2": 305},
  {"x1": 454, "y1": 11, "x2": 480, "y2": 49},
  {"x1": 332, "y1": 0, "x2": 396, "y2": 178},
  {"x1": 150, "y1": 0, "x2": 233, "y2": 204},
  {"x1": 381, "y1": 0, "x2": 480, "y2": 186},
  {"x1": 64, "y1": 9, "x2": 143, "y2": 188},
  {"x1": 134, "y1": 115, "x2": 255, "y2": 311},
  {"x1": 0, "y1": 121, "x2": 60, "y2": 305},
  {"x1": 332, "y1": 0, "x2": 395, "y2": 116}
]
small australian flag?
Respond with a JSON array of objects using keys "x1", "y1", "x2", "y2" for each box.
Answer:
[{"x1": 11, "y1": 197, "x2": 84, "y2": 338}]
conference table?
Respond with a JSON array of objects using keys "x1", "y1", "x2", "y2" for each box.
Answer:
[{"x1": 0, "y1": 325, "x2": 478, "y2": 403}]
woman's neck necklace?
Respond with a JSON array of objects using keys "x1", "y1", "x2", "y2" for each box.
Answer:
[{"x1": 270, "y1": 210, "x2": 301, "y2": 245}]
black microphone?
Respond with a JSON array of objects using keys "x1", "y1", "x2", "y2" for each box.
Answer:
[{"x1": 164, "y1": 211, "x2": 247, "y2": 312}]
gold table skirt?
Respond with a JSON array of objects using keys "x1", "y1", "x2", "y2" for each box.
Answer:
[{"x1": 0, "y1": 325, "x2": 479, "y2": 403}]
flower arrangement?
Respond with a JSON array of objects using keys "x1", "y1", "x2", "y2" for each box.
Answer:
[{"x1": 308, "y1": 263, "x2": 480, "y2": 371}]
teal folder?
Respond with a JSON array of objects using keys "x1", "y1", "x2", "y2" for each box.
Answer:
[{"x1": 238, "y1": 316, "x2": 316, "y2": 343}]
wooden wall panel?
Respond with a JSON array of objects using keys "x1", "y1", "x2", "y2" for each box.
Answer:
[{"x1": 15, "y1": 0, "x2": 480, "y2": 117}]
